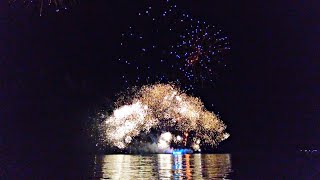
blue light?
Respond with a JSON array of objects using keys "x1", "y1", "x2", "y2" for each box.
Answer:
[
  {"x1": 172, "y1": 149, "x2": 193, "y2": 155},
  {"x1": 172, "y1": 151, "x2": 182, "y2": 155}
]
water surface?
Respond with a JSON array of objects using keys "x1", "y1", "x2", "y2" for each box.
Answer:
[{"x1": 92, "y1": 154, "x2": 233, "y2": 179}]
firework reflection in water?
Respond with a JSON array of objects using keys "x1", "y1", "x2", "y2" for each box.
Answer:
[{"x1": 92, "y1": 154, "x2": 232, "y2": 179}]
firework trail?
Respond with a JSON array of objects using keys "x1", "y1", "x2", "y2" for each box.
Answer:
[{"x1": 93, "y1": 84, "x2": 229, "y2": 153}]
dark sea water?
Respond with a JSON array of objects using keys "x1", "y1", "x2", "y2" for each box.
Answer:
[{"x1": 88, "y1": 153, "x2": 320, "y2": 179}]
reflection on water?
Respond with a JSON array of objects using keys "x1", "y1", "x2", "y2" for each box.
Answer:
[{"x1": 92, "y1": 154, "x2": 232, "y2": 179}]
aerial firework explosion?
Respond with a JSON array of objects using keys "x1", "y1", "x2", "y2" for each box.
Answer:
[
  {"x1": 170, "y1": 21, "x2": 230, "y2": 85},
  {"x1": 9, "y1": 0, "x2": 77, "y2": 15},
  {"x1": 119, "y1": 1, "x2": 230, "y2": 91},
  {"x1": 93, "y1": 84, "x2": 229, "y2": 153}
]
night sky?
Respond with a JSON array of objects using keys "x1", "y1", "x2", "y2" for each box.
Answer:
[{"x1": 2, "y1": 0, "x2": 320, "y2": 177}]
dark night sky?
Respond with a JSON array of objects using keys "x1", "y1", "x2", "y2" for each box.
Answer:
[{"x1": 2, "y1": 0, "x2": 320, "y2": 176}]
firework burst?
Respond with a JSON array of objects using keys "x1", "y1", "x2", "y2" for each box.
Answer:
[
  {"x1": 93, "y1": 84, "x2": 229, "y2": 153},
  {"x1": 118, "y1": 1, "x2": 230, "y2": 91},
  {"x1": 9, "y1": 0, "x2": 77, "y2": 15},
  {"x1": 170, "y1": 21, "x2": 230, "y2": 85}
]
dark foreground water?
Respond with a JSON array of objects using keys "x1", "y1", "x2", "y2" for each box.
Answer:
[{"x1": 89, "y1": 153, "x2": 320, "y2": 179}]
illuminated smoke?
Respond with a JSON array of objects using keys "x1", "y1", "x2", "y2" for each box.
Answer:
[{"x1": 158, "y1": 132, "x2": 173, "y2": 151}]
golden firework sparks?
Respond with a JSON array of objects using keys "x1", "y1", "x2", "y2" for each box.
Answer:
[{"x1": 98, "y1": 83, "x2": 229, "y2": 151}]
